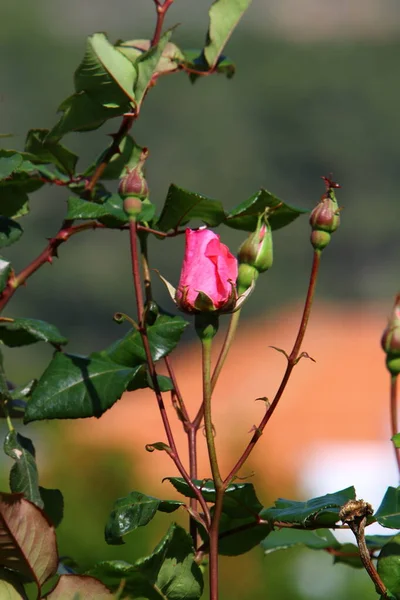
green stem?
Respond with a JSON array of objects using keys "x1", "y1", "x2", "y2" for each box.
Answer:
[
  {"x1": 201, "y1": 337, "x2": 222, "y2": 488},
  {"x1": 193, "y1": 309, "x2": 241, "y2": 430},
  {"x1": 225, "y1": 249, "x2": 321, "y2": 484},
  {"x1": 390, "y1": 375, "x2": 400, "y2": 479}
]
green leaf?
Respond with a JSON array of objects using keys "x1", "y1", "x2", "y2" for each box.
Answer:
[
  {"x1": 375, "y1": 487, "x2": 400, "y2": 529},
  {"x1": 103, "y1": 315, "x2": 188, "y2": 368},
  {"x1": 66, "y1": 195, "x2": 127, "y2": 225},
  {"x1": 0, "y1": 217, "x2": 23, "y2": 248},
  {"x1": 259, "y1": 487, "x2": 356, "y2": 528},
  {"x1": 44, "y1": 574, "x2": 113, "y2": 599},
  {"x1": 0, "y1": 567, "x2": 29, "y2": 599},
  {"x1": 24, "y1": 353, "x2": 138, "y2": 422},
  {"x1": 117, "y1": 40, "x2": 184, "y2": 75},
  {"x1": 105, "y1": 491, "x2": 183, "y2": 545},
  {"x1": 24, "y1": 129, "x2": 78, "y2": 175},
  {"x1": 204, "y1": 0, "x2": 252, "y2": 69},
  {"x1": 88, "y1": 523, "x2": 203, "y2": 599},
  {"x1": 4, "y1": 431, "x2": 43, "y2": 508},
  {"x1": 0, "y1": 317, "x2": 68, "y2": 347},
  {"x1": 49, "y1": 33, "x2": 136, "y2": 137},
  {"x1": 83, "y1": 136, "x2": 144, "y2": 181},
  {"x1": 392, "y1": 434, "x2": 400, "y2": 448},
  {"x1": 0, "y1": 257, "x2": 11, "y2": 293},
  {"x1": 134, "y1": 31, "x2": 172, "y2": 105},
  {"x1": 261, "y1": 528, "x2": 340, "y2": 553},
  {"x1": 167, "y1": 478, "x2": 263, "y2": 518},
  {"x1": 0, "y1": 186, "x2": 29, "y2": 219},
  {"x1": 224, "y1": 188, "x2": 308, "y2": 232},
  {"x1": 157, "y1": 184, "x2": 225, "y2": 232},
  {"x1": 216, "y1": 514, "x2": 271, "y2": 556},
  {"x1": 39, "y1": 487, "x2": 64, "y2": 528},
  {"x1": 127, "y1": 366, "x2": 174, "y2": 393},
  {"x1": 0, "y1": 153, "x2": 23, "y2": 180}
]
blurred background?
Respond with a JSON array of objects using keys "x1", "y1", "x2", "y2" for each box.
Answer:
[{"x1": 1, "y1": 0, "x2": 400, "y2": 598}]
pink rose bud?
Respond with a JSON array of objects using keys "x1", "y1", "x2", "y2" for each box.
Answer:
[
  {"x1": 310, "y1": 176, "x2": 341, "y2": 251},
  {"x1": 382, "y1": 294, "x2": 400, "y2": 375},
  {"x1": 176, "y1": 229, "x2": 238, "y2": 313}
]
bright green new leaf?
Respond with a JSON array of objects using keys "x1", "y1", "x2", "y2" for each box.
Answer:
[
  {"x1": 88, "y1": 524, "x2": 203, "y2": 599},
  {"x1": 157, "y1": 184, "x2": 225, "y2": 232},
  {"x1": 260, "y1": 487, "x2": 356, "y2": 528},
  {"x1": 24, "y1": 353, "x2": 139, "y2": 422},
  {"x1": 49, "y1": 33, "x2": 136, "y2": 137},
  {"x1": 4, "y1": 431, "x2": 43, "y2": 508},
  {"x1": 392, "y1": 434, "x2": 400, "y2": 448},
  {"x1": 0, "y1": 317, "x2": 68, "y2": 347},
  {"x1": 204, "y1": 0, "x2": 252, "y2": 69},
  {"x1": 0, "y1": 217, "x2": 23, "y2": 248},
  {"x1": 105, "y1": 491, "x2": 183, "y2": 545},
  {"x1": 134, "y1": 31, "x2": 172, "y2": 105},
  {"x1": 375, "y1": 487, "x2": 400, "y2": 529},
  {"x1": 225, "y1": 188, "x2": 308, "y2": 232},
  {"x1": 25, "y1": 129, "x2": 78, "y2": 175}
]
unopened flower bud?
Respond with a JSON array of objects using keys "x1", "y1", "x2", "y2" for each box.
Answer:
[
  {"x1": 237, "y1": 263, "x2": 259, "y2": 295},
  {"x1": 238, "y1": 216, "x2": 273, "y2": 274},
  {"x1": 382, "y1": 294, "x2": 400, "y2": 375},
  {"x1": 118, "y1": 148, "x2": 149, "y2": 200},
  {"x1": 123, "y1": 196, "x2": 143, "y2": 218},
  {"x1": 310, "y1": 176, "x2": 341, "y2": 251}
]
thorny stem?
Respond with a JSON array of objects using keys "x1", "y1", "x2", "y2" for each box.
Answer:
[
  {"x1": 193, "y1": 309, "x2": 241, "y2": 430},
  {"x1": 151, "y1": 0, "x2": 174, "y2": 47},
  {"x1": 129, "y1": 219, "x2": 211, "y2": 527},
  {"x1": 0, "y1": 221, "x2": 108, "y2": 314},
  {"x1": 390, "y1": 375, "x2": 400, "y2": 479},
  {"x1": 225, "y1": 249, "x2": 321, "y2": 484},
  {"x1": 348, "y1": 517, "x2": 388, "y2": 597}
]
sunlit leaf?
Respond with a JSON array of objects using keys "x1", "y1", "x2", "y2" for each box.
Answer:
[
  {"x1": 0, "y1": 317, "x2": 67, "y2": 347},
  {"x1": 204, "y1": 0, "x2": 252, "y2": 69}
]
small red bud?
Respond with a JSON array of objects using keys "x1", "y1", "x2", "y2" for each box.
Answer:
[
  {"x1": 123, "y1": 196, "x2": 143, "y2": 217},
  {"x1": 118, "y1": 148, "x2": 149, "y2": 200},
  {"x1": 310, "y1": 177, "x2": 341, "y2": 251}
]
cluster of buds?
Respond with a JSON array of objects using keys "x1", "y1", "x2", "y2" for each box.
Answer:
[
  {"x1": 237, "y1": 214, "x2": 273, "y2": 293},
  {"x1": 309, "y1": 176, "x2": 341, "y2": 251},
  {"x1": 381, "y1": 294, "x2": 400, "y2": 376},
  {"x1": 119, "y1": 148, "x2": 149, "y2": 218}
]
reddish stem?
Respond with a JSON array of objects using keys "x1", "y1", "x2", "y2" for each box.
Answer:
[
  {"x1": 225, "y1": 250, "x2": 321, "y2": 484},
  {"x1": 0, "y1": 221, "x2": 107, "y2": 313},
  {"x1": 151, "y1": 0, "x2": 174, "y2": 47},
  {"x1": 128, "y1": 219, "x2": 211, "y2": 527}
]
